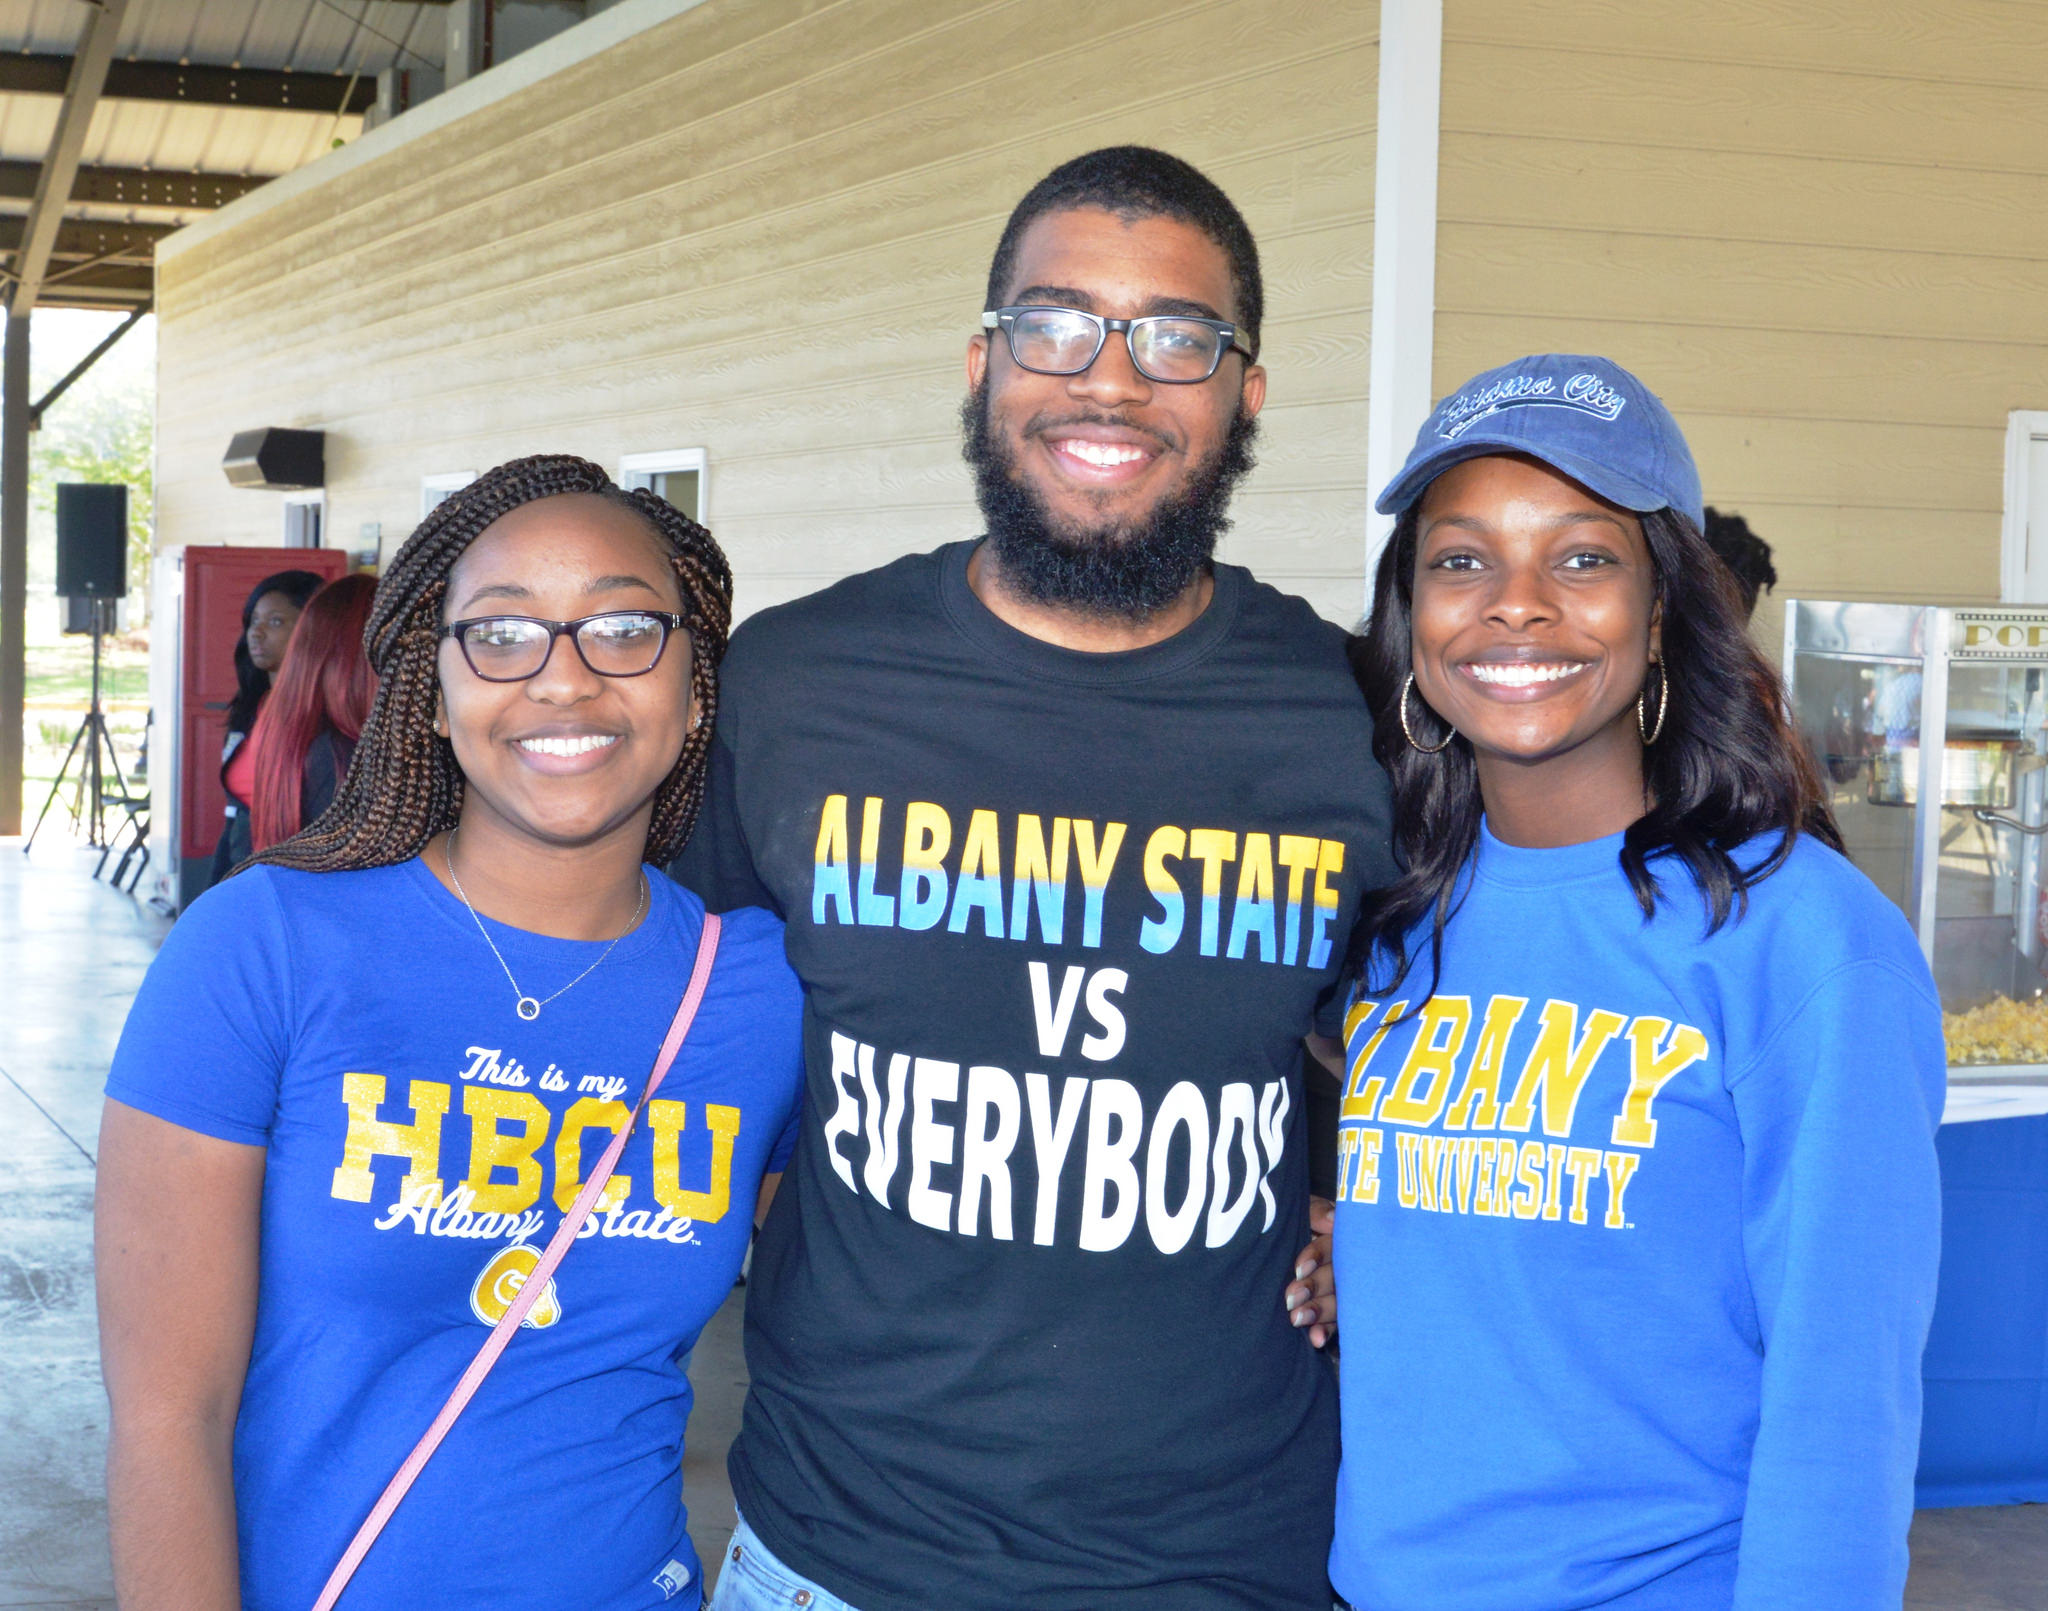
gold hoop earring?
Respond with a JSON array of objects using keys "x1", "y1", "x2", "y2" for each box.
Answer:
[
  {"x1": 1401, "y1": 673, "x2": 1453, "y2": 754},
  {"x1": 1638, "y1": 663, "x2": 1668, "y2": 746}
]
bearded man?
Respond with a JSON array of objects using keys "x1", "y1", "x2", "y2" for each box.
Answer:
[{"x1": 677, "y1": 146, "x2": 1394, "y2": 1611}]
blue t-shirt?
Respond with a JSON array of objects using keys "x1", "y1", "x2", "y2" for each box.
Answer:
[
  {"x1": 106, "y1": 858, "x2": 804, "y2": 1611},
  {"x1": 1330, "y1": 825, "x2": 1945, "y2": 1611}
]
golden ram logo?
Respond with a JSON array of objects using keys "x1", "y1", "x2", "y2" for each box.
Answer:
[{"x1": 469, "y1": 1243, "x2": 562, "y2": 1329}]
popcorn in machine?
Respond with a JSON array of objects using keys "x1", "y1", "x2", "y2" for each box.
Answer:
[{"x1": 1783, "y1": 601, "x2": 2048, "y2": 1071}]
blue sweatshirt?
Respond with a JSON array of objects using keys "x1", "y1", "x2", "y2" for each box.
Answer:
[{"x1": 1330, "y1": 824, "x2": 1945, "y2": 1611}]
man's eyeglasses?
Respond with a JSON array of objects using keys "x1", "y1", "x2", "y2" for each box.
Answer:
[
  {"x1": 438, "y1": 611, "x2": 688, "y2": 682},
  {"x1": 982, "y1": 306, "x2": 1255, "y2": 385}
]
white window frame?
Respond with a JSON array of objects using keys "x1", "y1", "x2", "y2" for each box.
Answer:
[
  {"x1": 282, "y1": 489, "x2": 326, "y2": 548},
  {"x1": 2000, "y1": 412, "x2": 2048, "y2": 603},
  {"x1": 619, "y1": 447, "x2": 708, "y2": 523},
  {"x1": 421, "y1": 469, "x2": 477, "y2": 517}
]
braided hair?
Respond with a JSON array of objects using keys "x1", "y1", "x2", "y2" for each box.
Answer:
[{"x1": 253, "y1": 454, "x2": 732, "y2": 875}]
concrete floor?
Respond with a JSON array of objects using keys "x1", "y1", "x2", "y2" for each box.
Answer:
[
  {"x1": 2, "y1": 844, "x2": 2043, "y2": 1609},
  {"x1": 2, "y1": 843, "x2": 165, "y2": 1611}
]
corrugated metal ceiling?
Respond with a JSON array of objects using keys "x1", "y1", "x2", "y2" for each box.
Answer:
[
  {"x1": 0, "y1": 1, "x2": 444, "y2": 77},
  {"x1": 0, "y1": 2, "x2": 448, "y2": 222}
]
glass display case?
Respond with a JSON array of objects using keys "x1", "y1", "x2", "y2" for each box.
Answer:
[{"x1": 1784, "y1": 601, "x2": 2048, "y2": 1072}]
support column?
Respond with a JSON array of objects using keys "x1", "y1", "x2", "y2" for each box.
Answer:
[
  {"x1": 1, "y1": 0, "x2": 125, "y2": 835},
  {"x1": 1364, "y1": 0, "x2": 1444, "y2": 601},
  {"x1": 0, "y1": 309, "x2": 28, "y2": 834}
]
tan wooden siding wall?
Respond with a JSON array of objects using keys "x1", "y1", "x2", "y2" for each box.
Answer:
[
  {"x1": 1435, "y1": 0, "x2": 2048, "y2": 655},
  {"x1": 155, "y1": 0, "x2": 1376, "y2": 627}
]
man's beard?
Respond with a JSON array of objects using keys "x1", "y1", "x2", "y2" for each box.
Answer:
[{"x1": 961, "y1": 382, "x2": 1259, "y2": 620}]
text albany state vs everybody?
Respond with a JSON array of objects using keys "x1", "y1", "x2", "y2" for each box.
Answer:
[{"x1": 802, "y1": 791, "x2": 1351, "y2": 1257}]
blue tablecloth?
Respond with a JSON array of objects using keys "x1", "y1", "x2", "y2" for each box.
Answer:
[{"x1": 1917, "y1": 1111, "x2": 2048, "y2": 1506}]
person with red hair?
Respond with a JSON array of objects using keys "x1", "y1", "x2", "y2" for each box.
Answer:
[{"x1": 248, "y1": 574, "x2": 377, "y2": 852}]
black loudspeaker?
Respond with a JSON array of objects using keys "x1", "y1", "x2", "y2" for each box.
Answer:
[
  {"x1": 61, "y1": 595, "x2": 117, "y2": 635},
  {"x1": 222, "y1": 428, "x2": 324, "y2": 490},
  {"x1": 55, "y1": 482, "x2": 128, "y2": 599}
]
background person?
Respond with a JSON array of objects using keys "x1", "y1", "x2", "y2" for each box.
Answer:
[
  {"x1": 678, "y1": 146, "x2": 1391, "y2": 1611},
  {"x1": 1702, "y1": 505, "x2": 1777, "y2": 621},
  {"x1": 249, "y1": 573, "x2": 377, "y2": 852},
  {"x1": 1332, "y1": 355, "x2": 1945, "y2": 1611},
  {"x1": 207, "y1": 569, "x2": 324, "y2": 884},
  {"x1": 97, "y1": 457, "x2": 803, "y2": 1611}
]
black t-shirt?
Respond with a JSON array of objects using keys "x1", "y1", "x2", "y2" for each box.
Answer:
[{"x1": 676, "y1": 541, "x2": 1395, "y2": 1611}]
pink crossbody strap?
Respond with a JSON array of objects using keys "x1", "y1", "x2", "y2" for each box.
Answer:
[{"x1": 310, "y1": 911, "x2": 723, "y2": 1611}]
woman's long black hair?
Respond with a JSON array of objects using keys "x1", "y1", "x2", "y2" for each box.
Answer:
[
  {"x1": 1352, "y1": 502, "x2": 1842, "y2": 1001},
  {"x1": 224, "y1": 569, "x2": 326, "y2": 738}
]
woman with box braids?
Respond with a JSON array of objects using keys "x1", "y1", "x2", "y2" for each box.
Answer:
[
  {"x1": 98, "y1": 455, "x2": 806, "y2": 1610},
  {"x1": 259, "y1": 453, "x2": 731, "y2": 873}
]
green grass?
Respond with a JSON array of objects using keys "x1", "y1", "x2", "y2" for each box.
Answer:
[
  {"x1": 19, "y1": 630, "x2": 150, "y2": 800},
  {"x1": 25, "y1": 632, "x2": 151, "y2": 705}
]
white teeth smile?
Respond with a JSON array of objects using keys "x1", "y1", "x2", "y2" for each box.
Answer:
[
  {"x1": 1465, "y1": 662, "x2": 1586, "y2": 687},
  {"x1": 1054, "y1": 439, "x2": 1149, "y2": 468},
  {"x1": 517, "y1": 734, "x2": 619, "y2": 757}
]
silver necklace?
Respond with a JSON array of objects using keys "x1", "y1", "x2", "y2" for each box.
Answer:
[{"x1": 443, "y1": 830, "x2": 648, "y2": 1021}]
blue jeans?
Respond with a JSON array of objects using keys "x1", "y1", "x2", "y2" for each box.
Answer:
[
  {"x1": 707, "y1": 1513, "x2": 1343, "y2": 1611},
  {"x1": 709, "y1": 1513, "x2": 868, "y2": 1611}
]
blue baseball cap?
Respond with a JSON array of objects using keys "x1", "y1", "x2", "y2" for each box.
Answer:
[{"x1": 1376, "y1": 354, "x2": 1703, "y2": 530}]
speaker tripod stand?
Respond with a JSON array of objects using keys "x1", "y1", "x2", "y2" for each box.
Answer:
[{"x1": 24, "y1": 599, "x2": 138, "y2": 853}]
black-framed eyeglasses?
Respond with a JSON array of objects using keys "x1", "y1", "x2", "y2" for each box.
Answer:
[
  {"x1": 438, "y1": 611, "x2": 689, "y2": 682},
  {"x1": 982, "y1": 305, "x2": 1255, "y2": 385}
]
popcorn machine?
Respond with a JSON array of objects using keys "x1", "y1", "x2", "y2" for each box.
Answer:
[{"x1": 1784, "y1": 602, "x2": 2048, "y2": 1069}]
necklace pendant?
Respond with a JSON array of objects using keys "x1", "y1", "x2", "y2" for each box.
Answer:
[{"x1": 516, "y1": 996, "x2": 541, "y2": 1021}]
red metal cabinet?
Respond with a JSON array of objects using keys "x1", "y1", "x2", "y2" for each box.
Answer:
[{"x1": 178, "y1": 547, "x2": 348, "y2": 861}]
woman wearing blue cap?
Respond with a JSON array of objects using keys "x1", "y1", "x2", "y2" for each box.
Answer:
[{"x1": 1326, "y1": 355, "x2": 1945, "y2": 1609}]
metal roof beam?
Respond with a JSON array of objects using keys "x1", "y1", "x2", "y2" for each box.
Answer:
[
  {"x1": 31, "y1": 275, "x2": 153, "y2": 311},
  {"x1": 0, "y1": 160, "x2": 264, "y2": 211},
  {"x1": 9, "y1": 2, "x2": 129, "y2": 318},
  {"x1": 0, "y1": 52, "x2": 378, "y2": 114},
  {"x1": 29, "y1": 304, "x2": 146, "y2": 428},
  {"x1": 0, "y1": 217, "x2": 176, "y2": 263}
]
